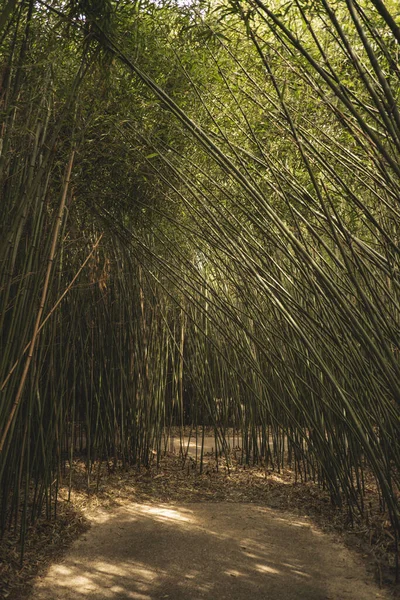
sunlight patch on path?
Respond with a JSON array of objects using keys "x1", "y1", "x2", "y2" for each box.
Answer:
[
  {"x1": 32, "y1": 503, "x2": 389, "y2": 600},
  {"x1": 135, "y1": 504, "x2": 192, "y2": 523},
  {"x1": 48, "y1": 560, "x2": 161, "y2": 599}
]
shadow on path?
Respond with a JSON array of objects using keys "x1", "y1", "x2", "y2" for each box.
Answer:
[{"x1": 33, "y1": 503, "x2": 387, "y2": 600}]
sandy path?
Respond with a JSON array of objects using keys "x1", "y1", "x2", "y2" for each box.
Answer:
[
  {"x1": 32, "y1": 502, "x2": 387, "y2": 600},
  {"x1": 167, "y1": 434, "x2": 283, "y2": 456}
]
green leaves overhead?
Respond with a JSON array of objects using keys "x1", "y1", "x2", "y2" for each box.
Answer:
[{"x1": 0, "y1": 0, "x2": 400, "y2": 571}]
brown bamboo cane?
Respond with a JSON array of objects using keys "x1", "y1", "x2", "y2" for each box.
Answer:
[{"x1": 0, "y1": 150, "x2": 75, "y2": 453}]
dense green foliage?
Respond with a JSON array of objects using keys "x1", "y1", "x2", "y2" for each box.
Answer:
[{"x1": 0, "y1": 0, "x2": 399, "y2": 569}]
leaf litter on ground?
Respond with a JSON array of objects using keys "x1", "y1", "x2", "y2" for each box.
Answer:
[{"x1": 1, "y1": 443, "x2": 399, "y2": 599}]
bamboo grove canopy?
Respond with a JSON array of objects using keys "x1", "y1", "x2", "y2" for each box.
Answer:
[{"x1": 0, "y1": 0, "x2": 399, "y2": 562}]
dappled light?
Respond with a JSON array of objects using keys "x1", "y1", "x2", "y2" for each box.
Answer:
[
  {"x1": 1, "y1": 0, "x2": 400, "y2": 596},
  {"x1": 49, "y1": 560, "x2": 162, "y2": 599},
  {"x1": 255, "y1": 564, "x2": 281, "y2": 575},
  {"x1": 268, "y1": 473, "x2": 292, "y2": 486},
  {"x1": 33, "y1": 502, "x2": 387, "y2": 600},
  {"x1": 134, "y1": 504, "x2": 192, "y2": 523}
]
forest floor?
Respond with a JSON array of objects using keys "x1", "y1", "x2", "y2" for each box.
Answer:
[{"x1": 1, "y1": 440, "x2": 399, "y2": 599}]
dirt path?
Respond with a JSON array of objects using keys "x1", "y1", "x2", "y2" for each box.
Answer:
[
  {"x1": 32, "y1": 502, "x2": 388, "y2": 600},
  {"x1": 167, "y1": 434, "x2": 282, "y2": 456}
]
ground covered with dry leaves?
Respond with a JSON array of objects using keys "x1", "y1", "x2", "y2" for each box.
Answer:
[{"x1": 1, "y1": 444, "x2": 399, "y2": 599}]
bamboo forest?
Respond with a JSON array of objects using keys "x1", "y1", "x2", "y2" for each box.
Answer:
[{"x1": 0, "y1": 0, "x2": 400, "y2": 598}]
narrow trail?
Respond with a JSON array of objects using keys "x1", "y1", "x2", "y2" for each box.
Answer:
[{"x1": 32, "y1": 502, "x2": 388, "y2": 600}]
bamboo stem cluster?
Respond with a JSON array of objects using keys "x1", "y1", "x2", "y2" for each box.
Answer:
[{"x1": 0, "y1": 0, "x2": 399, "y2": 572}]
